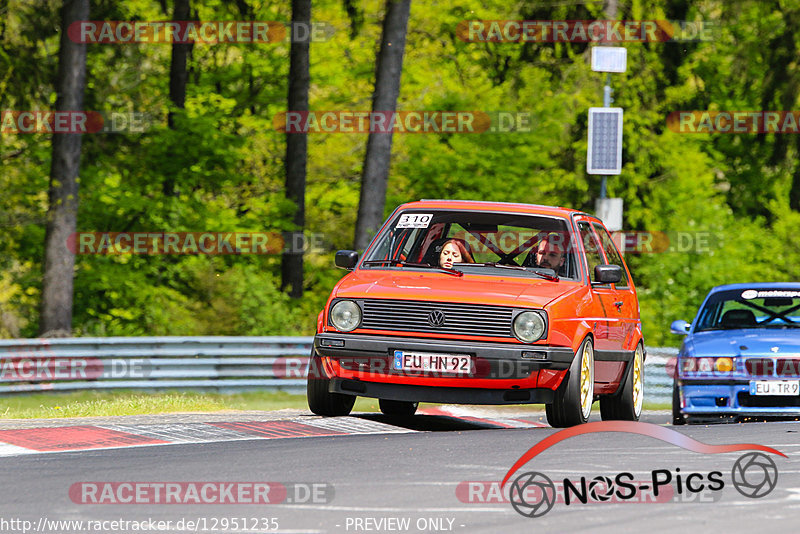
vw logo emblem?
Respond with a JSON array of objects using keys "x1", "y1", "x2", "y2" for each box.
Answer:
[
  {"x1": 732, "y1": 452, "x2": 778, "y2": 498},
  {"x1": 428, "y1": 309, "x2": 446, "y2": 328}
]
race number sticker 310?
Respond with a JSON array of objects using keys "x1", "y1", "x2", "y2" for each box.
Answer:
[{"x1": 396, "y1": 213, "x2": 432, "y2": 228}]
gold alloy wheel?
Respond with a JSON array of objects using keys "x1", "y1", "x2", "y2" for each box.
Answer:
[
  {"x1": 580, "y1": 342, "x2": 594, "y2": 419},
  {"x1": 632, "y1": 345, "x2": 644, "y2": 417}
]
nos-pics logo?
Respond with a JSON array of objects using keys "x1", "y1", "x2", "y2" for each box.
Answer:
[{"x1": 502, "y1": 421, "x2": 783, "y2": 518}]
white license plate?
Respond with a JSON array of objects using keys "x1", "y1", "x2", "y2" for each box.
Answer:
[
  {"x1": 749, "y1": 380, "x2": 800, "y2": 396},
  {"x1": 392, "y1": 350, "x2": 471, "y2": 374}
]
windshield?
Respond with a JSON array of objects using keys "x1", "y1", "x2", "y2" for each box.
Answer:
[
  {"x1": 694, "y1": 288, "x2": 800, "y2": 331},
  {"x1": 361, "y1": 209, "x2": 578, "y2": 279}
]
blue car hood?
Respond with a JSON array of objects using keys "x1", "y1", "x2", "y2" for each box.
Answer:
[{"x1": 687, "y1": 329, "x2": 800, "y2": 357}]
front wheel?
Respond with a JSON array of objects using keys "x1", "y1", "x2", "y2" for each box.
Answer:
[
  {"x1": 379, "y1": 399, "x2": 418, "y2": 416},
  {"x1": 546, "y1": 337, "x2": 595, "y2": 427},
  {"x1": 306, "y1": 351, "x2": 356, "y2": 416},
  {"x1": 671, "y1": 383, "x2": 685, "y2": 425},
  {"x1": 600, "y1": 344, "x2": 644, "y2": 421}
]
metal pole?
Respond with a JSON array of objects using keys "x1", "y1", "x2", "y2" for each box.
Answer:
[
  {"x1": 599, "y1": 73, "x2": 613, "y2": 199},
  {"x1": 598, "y1": 0, "x2": 617, "y2": 200}
]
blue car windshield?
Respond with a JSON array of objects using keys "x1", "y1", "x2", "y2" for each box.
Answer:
[{"x1": 695, "y1": 288, "x2": 800, "y2": 331}]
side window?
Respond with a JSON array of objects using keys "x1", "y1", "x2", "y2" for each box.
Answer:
[
  {"x1": 578, "y1": 222, "x2": 605, "y2": 283},
  {"x1": 593, "y1": 223, "x2": 630, "y2": 288}
]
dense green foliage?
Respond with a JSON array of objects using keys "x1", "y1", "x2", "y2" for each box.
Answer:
[{"x1": 1, "y1": 0, "x2": 798, "y2": 346}]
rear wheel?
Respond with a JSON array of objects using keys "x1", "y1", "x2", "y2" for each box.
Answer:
[
  {"x1": 306, "y1": 351, "x2": 356, "y2": 416},
  {"x1": 379, "y1": 399, "x2": 418, "y2": 416},
  {"x1": 600, "y1": 344, "x2": 644, "y2": 421},
  {"x1": 546, "y1": 337, "x2": 594, "y2": 427},
  {"x1": 671, "y1": 383, "x2": 685, "y2": 425}
]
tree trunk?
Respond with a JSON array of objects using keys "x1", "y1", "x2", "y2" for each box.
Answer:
[
  {"x1": 39, "y1": 0, "x2": 89, "y2": 337},
  {"x1": 604, "y1": 0, "x2": 618, "y2": 19},
  {"x1": 281, "y1": 0, "x2": 311, "y2": 298},
  {"x1": 168, "y1": 0, "x2": 191, "y2": 118},
  {"x1": 164, "y1": 0, "x2": 192, "y2": 195},
  {"x1": 353, "y1": 0, "x2": 411, "y2": 251}
]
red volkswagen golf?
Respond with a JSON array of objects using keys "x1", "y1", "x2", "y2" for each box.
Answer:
[{"x1": 307, "y1": 200, "x2": 644, "y2": 427}]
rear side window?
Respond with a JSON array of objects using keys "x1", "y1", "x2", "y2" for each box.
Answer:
[
  {"x1": 593, "y1": 223, "x2": 630, "y2": 288},
  {"x1": 578, "y1": 222, "x2": 605, "y2": 283}
]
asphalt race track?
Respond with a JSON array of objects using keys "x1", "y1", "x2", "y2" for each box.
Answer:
[{"x1": 0, "y1": 408, "x2": 798, "y2": 533}]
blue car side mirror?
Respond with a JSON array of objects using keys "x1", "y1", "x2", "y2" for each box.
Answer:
[{"x1": 670, "y1": 319, "x2": 690, "y2": 335}]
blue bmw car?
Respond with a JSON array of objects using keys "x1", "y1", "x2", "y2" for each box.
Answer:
[{"x1": 672, "y1": 282, "x2": 800, "y2": 424}]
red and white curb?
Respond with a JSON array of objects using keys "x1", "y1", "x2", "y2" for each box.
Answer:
[
  {"x1": 418, "y1": 406, "x2": 549, "y2": 428},
  {"x1": 0, "y1": 417, "x2": 409, "y2": 456},
  {"x1": 0, "y1": 408, "x2": 547, "y2": 457}
]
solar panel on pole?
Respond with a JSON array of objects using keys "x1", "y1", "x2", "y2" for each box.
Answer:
[{"x1": 587, "y1": 107, "x2": 623, "y2": 175}]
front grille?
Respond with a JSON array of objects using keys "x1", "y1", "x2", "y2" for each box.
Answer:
[
  {"x1": 360, "y1": 299, "x2": 515, "y2": 338},
  {"x1": 738, "y1": 392, "x2": 800, "y2": 408}
]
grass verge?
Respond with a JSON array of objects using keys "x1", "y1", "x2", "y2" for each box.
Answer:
[{"x1": 0, "y1": 390, "x2": 670, "y2": 419}]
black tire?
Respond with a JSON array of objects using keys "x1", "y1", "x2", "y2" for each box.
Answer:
[
  {"x1": 600, "y1": 343, "x2": 644, "y2": 421},
  {"x1": 379, "y1": 399, "x2": 418, "y2": 416},
  {"x1": 306, "y1": 351, "x2": 356, "y2": 416},
  {"x1": 545, "y1": 402, "x2": 561, "y2": 427},
  {"x1": 546, "y1": 337, "x2": 595, "y2": 427},
  {"x1": 671, "y1": 383, "x2": 685, "y2": 425}
]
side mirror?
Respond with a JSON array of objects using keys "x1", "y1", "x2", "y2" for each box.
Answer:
[
  {"x1": 593, "y1": 264, "x2": 622, "y2": 284},
  {"x1": 670, "y1": 319, "x2": 691, "y2": 335},
  {"x1": 335, "y1": 250, "x2": 359, "y2": 269}
]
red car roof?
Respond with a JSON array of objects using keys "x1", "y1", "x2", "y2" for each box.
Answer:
[{"x1": 397, "y1": 199, "x2": 589, "y2": 218}]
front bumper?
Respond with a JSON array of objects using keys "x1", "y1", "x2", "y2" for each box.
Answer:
[
  {"x1": 314, "y1": 332, "x2": 575, "y2": 381},
  {"x1": 678, "y1": 381, "x2": 800, "y2": 416},
  {"x1": 330, "y1": 377, "x2": 555, "y2": 404}
]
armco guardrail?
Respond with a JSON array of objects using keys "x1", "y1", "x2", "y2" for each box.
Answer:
[
  {"x1": 0, "y1": 336, "x2": 314, "y2": 394},
  {"x1": 0, "y1": 337, "x2": 678, "y2": 404},
  {"x1": 644, "y1": 346, "x2": 678, "y2": 405}
]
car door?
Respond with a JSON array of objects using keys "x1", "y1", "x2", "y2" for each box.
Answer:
[
  {"x1": 592, "y1": 222, "x2": 638, "y2": 351},
  {"x1": 576, "y1": 219, "x2": 620, "y2": 355}
]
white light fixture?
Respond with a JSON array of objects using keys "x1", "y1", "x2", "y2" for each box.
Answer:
[{"x1": 591, "y1": 46, "x2": 627, "y2": 73}]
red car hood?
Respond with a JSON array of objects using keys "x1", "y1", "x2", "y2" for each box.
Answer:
[{"x1": 333, "y1": 270, "x2": 580, "y2": 309}]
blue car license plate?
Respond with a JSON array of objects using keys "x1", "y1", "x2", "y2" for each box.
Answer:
[{"x1": 749, "y1": 380, "x2": 800, "y2": 396}]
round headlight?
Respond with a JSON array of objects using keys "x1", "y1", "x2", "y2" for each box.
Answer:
[
  {"x1": 330, "y1": 300, "x2": 361, "y2": 332},
  {"x1": 513, "y1": 311, "x2": 546, "y2": 342}
]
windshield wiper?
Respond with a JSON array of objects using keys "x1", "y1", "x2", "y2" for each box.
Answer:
[
  {"x1": 361, "y1": 259, "x2": 402, "y2": 265},
  {"x1": 361, "y1": 259, "x2": 463, "y2": 277},
  {"x1": 402, "y1": 262, "x2": 463, "y2": 277},
  {"x1": 478, "y1": 262, "x2": 559, "y2": 281}
]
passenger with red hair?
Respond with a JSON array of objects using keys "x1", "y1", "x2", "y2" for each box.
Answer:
[{"x1": 438, "y1": 238, "x2": 474, "y2": 268}]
